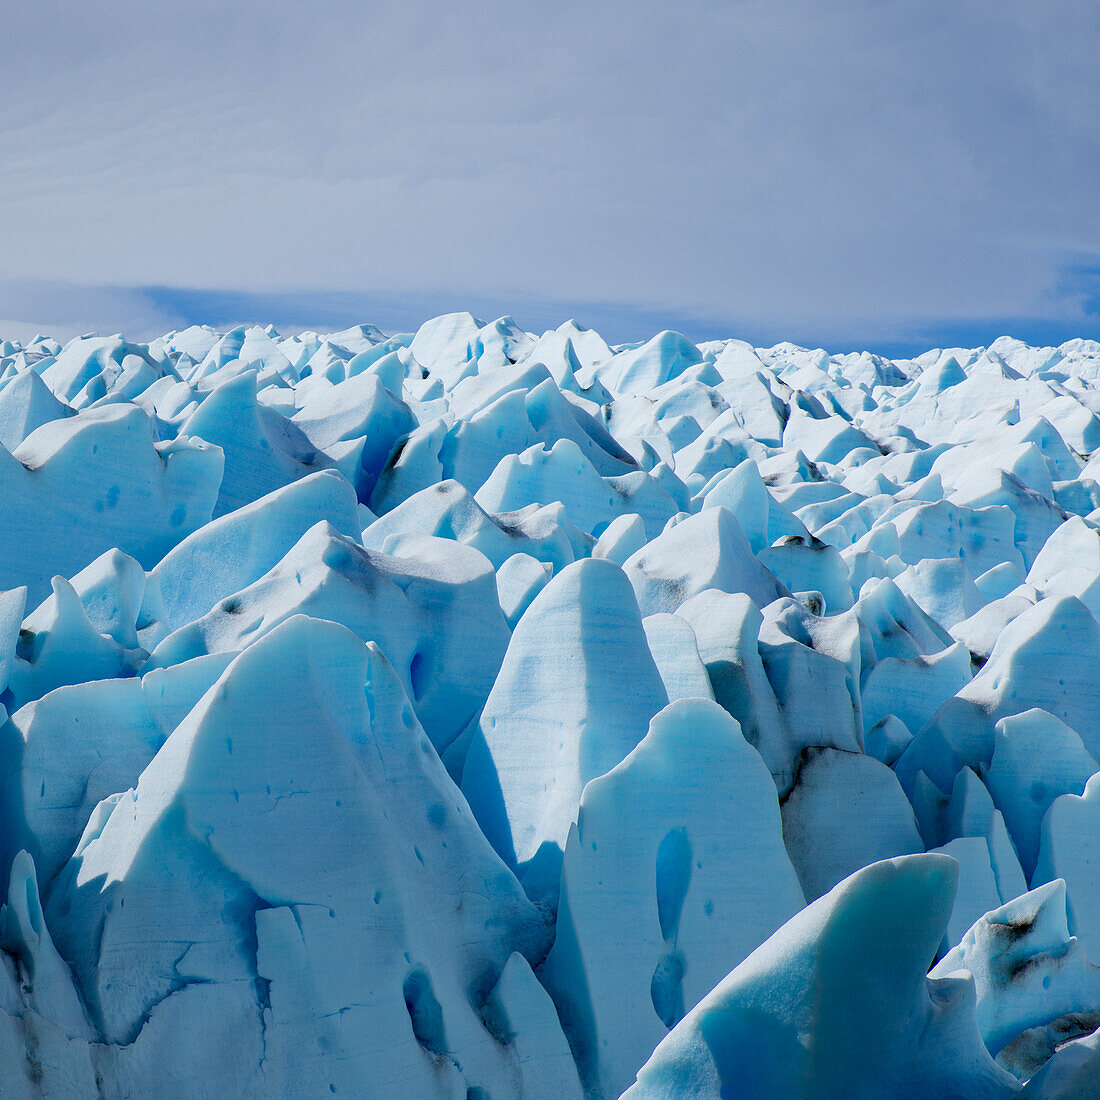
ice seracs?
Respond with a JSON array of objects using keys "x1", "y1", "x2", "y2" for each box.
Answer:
[
  {"x1": 461, "y1": 557, "x2": 668, "y2": 905},
  {"x1": 47, "y1": 617, "x2": 557, "y2": 1096},
  {"x1": 0, "y1": 404, "x2": 221, "y2": 604},
  {"x1": 2, "y1": 316, "x2": 1100, "y2": 1096},
  {"x1": 623, "y1": 856, "x2": 1017, "y2": 1099},
  {"x1": 541, "y1": 698, "x2": 803, "y2": 1098}
]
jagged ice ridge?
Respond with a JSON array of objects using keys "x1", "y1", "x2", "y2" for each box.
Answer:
[{"x1": 1, "y1": 315, "x2": 1100, "y2": 1096}]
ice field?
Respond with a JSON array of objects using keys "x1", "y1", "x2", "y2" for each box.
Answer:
[{"x1": 1, "y1": 314, "x2": 1100, "y2": 1096}]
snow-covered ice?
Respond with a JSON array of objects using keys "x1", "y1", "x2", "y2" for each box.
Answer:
[{"x1": 2, "y1": 317, "x2": 1100, "y2": 1095}]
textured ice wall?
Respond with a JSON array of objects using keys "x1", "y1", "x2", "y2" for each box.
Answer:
[{"x1": 1, "y1": 318, "x2": 1100, "y2": 1096}]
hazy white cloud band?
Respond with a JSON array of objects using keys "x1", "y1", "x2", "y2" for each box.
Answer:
[{"x1": 2, "y1": 0, "x2": 1098, "y2": 345}]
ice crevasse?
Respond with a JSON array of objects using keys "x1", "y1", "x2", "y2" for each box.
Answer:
[{"x1": 1, "y1": 317, "x2": 1100, "y2": 1095}]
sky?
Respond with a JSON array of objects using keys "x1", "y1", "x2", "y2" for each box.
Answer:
[{"x1": 2, "y1": 0, "x2": 1099, "y2": 356}]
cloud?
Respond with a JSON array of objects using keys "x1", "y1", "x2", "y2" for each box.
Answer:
[
  {"x1": 6, "y1": 272, "x2": 1098, "y2": 361},
  {"x1": 0, "y1": 278, "x2": 188, "y2": 342},
  {"x1": 2, "y1": 0, "x2": 1098, "y2": 343}
]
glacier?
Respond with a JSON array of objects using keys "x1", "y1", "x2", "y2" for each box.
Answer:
[{"x1": 1, "y1": 318, "x2": 1100, "y2": 1096}]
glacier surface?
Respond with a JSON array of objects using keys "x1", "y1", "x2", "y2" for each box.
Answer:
[{"x1": 1, "y1": 318, "x2": 1100, "y2": 1095}]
